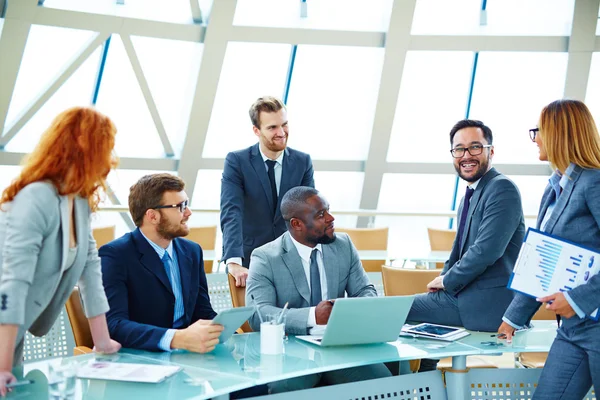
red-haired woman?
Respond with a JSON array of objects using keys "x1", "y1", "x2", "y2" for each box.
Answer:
[{"x1": 0, "y1": 107, "x2": 121, "y2": 394}]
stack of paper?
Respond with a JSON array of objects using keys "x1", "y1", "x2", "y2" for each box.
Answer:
[{"x1": 76, "y1": 361, "x2": 182, "y2": 383}]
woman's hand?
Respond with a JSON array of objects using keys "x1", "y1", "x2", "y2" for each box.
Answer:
[
  {"x1": 497, "y1": 321, "x2": 516, "y2": 343},
  {"x1": 0, "y1": 371, "x2": 17, "y2": 397},
  {"x1": 93, "y1": 339, "x2": 121, "y2": 355}
]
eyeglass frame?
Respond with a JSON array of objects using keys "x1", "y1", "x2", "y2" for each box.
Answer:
[
  {"x1": 449, "y1": 144, "x2": 493, "y2": 158},
  {"x1": 529, "y1": 128, "x2": 539, "y2": 142},
  {"x1": 153, "y1": 199, "x2": 189, "y2": 213}
]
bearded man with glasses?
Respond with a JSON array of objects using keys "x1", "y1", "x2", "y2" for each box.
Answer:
[{"x1": 407, "y1": 120, "x2": 526, "y2": 372}]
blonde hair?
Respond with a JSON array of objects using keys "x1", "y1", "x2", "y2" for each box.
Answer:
[{"x1": 539, "y1": 99, "x2": 600, "y2": 172}]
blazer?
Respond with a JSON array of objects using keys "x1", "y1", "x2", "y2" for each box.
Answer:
[
  {"x1": 504, "y1": 165, "x2": 600, "y2": 329},
  {"x1": 220, "y1": 143, "x2": 315, "y2": 267},
  {"x1": 100, "y1": 228, "x2": 216, "y2": 351},
  {"x1": 442, "y1": 168, "x2": 525, "y2": 332},
  {"x1": 0, "y1": 182, "x2": 109, "y2": 364},
  {"x1": 245, "y1": 232, "x2": 377, "y2": 334}
]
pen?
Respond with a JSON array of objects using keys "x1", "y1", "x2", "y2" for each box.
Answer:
[
  {"x1": 276, "y1": 302, "x2": 289, "y2": 325},
  {"x1": 6, "y1": 380, "x2": 35, "y2": 388},
  {"x1": 250, "y1": 294, "x2": 265, "y2": 324}
]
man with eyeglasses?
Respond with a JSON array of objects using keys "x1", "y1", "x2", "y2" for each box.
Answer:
[
  {"x1": 407, "y1": 120, "x2": 525, "y2": 372},
  {"x1": 99, "y1": 173, "x2": 222, "y2": 353}
]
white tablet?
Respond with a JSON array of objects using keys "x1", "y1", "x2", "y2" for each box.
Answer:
[
  {"x1": 211, "y1": 306, "x2": 255, "y2": 343},
  {"x1": 402, "y1": 323, "x2": 465, "y2": 338}
]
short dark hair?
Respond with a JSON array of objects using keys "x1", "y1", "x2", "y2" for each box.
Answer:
[
  {"x1": 129, "y1": 173, "x2": 185, "y2": 227},
  {"x1": 449, "y1": 119, "x2": 493, "y2": 146},
  {"x1": 249, "y1": 96, "x2": 286, "y2": 128},
  {"x1": 281, "y1": 186, "x2": 320, "y2": 228}
]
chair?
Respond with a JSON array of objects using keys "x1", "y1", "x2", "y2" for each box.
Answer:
[
  {"x1": 517, "y1": 305, "x2": 557, "y2": 368},
  {"x1": 22, "y1": 308, "x2": 76, "y2": 361},
  {"x1": 427, "y1": 227, "x2": 456, "y2": 269},
  {"x1": 64, "y1": 287, "x2": 94, "y2": 355},
  {"x1": 92, "y1": 225, "x2": 115, "y2": 248},
  {"x1": 187, "y1": 226, "x2": 217, "y2": 273},
  {"x1": 381, "y1": 266, "x2": 499, "y2": 372},
  {"x1": 336, "y1": 227, "x2": 388, "y2": 272},
  {"x1": 227, "y1": 274, "x2": 253, "y2": 333}
]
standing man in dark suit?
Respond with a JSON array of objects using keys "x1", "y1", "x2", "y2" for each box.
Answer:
[
  {"x1": 407, "y1": 120, "x2": 526, "y2": 371},
  {"x1": 221, "y1": 96, "x2": 315, "y2": 287},
  {"x1": 100, "y1": 173, "x2": 223, "y2": 353}
]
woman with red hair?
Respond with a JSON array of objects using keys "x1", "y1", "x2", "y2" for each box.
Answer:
[{"x1": 0, "y1": 107, "x2": 121, "y2": 394}]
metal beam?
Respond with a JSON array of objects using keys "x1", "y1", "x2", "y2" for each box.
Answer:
[
  {"x1": 177, "y1": 0, "x2": 237, "y2": 200},
  {"x1": 409, "y1": 35, "x2": 569, "y2": 52},
  {"x1": 563, "y1": 0, "x2": 600, "y2": 100},
  {"x1": 1, "y1": 32, "x2": 110, "y2": 147},
  {"x1": 189, "y1": 0, "x2": 202, "y2": 23},
  {"x1": 0, "y1": 152, "x2": 178, "y2": 170},
  {"x1": 357, "y1": 0, "x2": 417, "y2": 227},
  {"x1": 121, "y1": 34, "x2": 174, "y2": 156}
]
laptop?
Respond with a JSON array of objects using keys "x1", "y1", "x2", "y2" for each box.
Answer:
[{"x1": 296, "y1": 295, "x2": 414, "y2": 347}]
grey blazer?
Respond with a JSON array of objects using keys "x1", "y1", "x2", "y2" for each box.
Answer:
[
  {"x1": 0, "y1": 182, "x2": 109, "y2": 364},
  {"x1": 504, "y1": 165, "x2": 600, "y2": 328},
  {"x1": 442, "y1": 168, "x2": 525, "y2": 331},
  {"x1": 246, "y1": 232, "x2": 376, "y2": 334}
]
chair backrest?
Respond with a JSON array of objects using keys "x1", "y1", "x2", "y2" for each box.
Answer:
[
  {"x1": 532, "y1": 304, "x2": 557, "y2": 320},
  {"x1": 65, "y1": 287, "x2": 94, "y2": 348},
  {"x1": 336, "y1": 227, "x2": 388, "y2": 272},
  {"x1": 427, "y1": 228, "x2": 456, "y2": 268},
  {"x1": 206, "y1": 273, "x2": 233, "y2": 313},
  {"x1": 92, "y1": 225, "x2": 115, "y2": 248},
  {"x1": 187, "y1": 226, "x2": 217, "y2": 273},
  {"x1": 381, "y1": 265, "x2": 440, "y2": 296},
  {"x1": 22, "y1": 308, "x2": 76, "y2": 361},
  {"x1": 227, "y1": 273, "x2": 253, "y2": 332}
]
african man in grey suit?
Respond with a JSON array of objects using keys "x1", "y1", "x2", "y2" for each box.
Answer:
[
  {"x1": 246, "y1": 186, "x2": 391, "y2": 393},
  {"x1": 407, "y1": 120, "x2": 525, "y2": 371}
]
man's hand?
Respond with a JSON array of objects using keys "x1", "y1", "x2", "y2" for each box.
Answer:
[
  {"x1": 93, "y1": 339, "x2": 122, "y2": 355},
  {"x1": 426, "y1": 276, "x2": 444, "y2": 292},
  {"x1": 0, "y1": 371, "x2": 16, "y2": 397},
  {"x1": 172, "y1": 320, "x2": 224, "y2": 353},
  {"x1": 315, "y1": 300, "x2": 335, "y2": 325},
  {"x1": 537, "y1": 292, "x2": 575, "y2": 318},
  {"x1": 228, "y1": 263, "x2": 249, "y2": 287},
  {"x1": 497, "y1": 321, "x2": 516, "y2": 343}
]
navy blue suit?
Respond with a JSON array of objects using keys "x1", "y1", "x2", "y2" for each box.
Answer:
[
  {"x1": 220, "y1": 143, "x2": 314, "y2": 267},
  {"x1": 100, "y1": 228, "x2": 216, "y2": 351}
]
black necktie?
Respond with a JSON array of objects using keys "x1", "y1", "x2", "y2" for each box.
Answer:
[
  {"x1": 310, "y1": 249, "x2": 322, "y2": 307},
  {"x1": 265, "y1": 160, "x2": 278, "y2": 214},
  {"x1": 456, "y1": 187, "x2": 475, "y2": 247}
]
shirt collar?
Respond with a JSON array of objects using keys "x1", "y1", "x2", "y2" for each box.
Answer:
[
  {"x1": 139, "y1": 229, "x2": 174, "y2": 259},
  {"x1": 548, "y1": 163, "x2": 574, "y2": 198},
  {"x1": 289, "y1": 235, "x2": 323, "y2": 263},
  {"x1": 260, "y1": 148, "x2": 284, "y2": 165}
]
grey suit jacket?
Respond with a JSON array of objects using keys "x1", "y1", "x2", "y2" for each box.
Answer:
[
  {"x1": 504, "y1": 165, "x2": 600, "y2": 329},
  {"x1": 246, "y1": 232, "x2": 376, "y2": 334},
  {"x1": 442, "y1": 168, "x2": 525, "y2": 331},
  {"x1": 0, "y1": 182, "x2": 109, "y2": 364}
]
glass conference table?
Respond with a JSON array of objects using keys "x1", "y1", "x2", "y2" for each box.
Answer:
[{"x1": 11, "y1": 321, "x2": 558, "y2": 400}]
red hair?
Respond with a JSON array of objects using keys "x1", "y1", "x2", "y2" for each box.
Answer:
[{"x1": 0, "y1": 106, "x2": 117, "y2": 211}]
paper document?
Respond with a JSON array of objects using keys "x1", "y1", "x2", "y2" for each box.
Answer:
[
  {"x1": 399, "y1": 324, "x2": 470, "y2": 341},
  {"x1": 76, "y1": 361, "x2": 182, "y2": 383},
  {"x1": 508, "y1": 228, "x2": 599, "y2": 320}
]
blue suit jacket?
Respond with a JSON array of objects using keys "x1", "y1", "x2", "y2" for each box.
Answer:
[
  {"x1": 442, "y1": 168, "x2": 525, "y2": 331},
  {"x1": 504, "y1": 165, "x2": 600, "y2": 328},
  {"x1": 220, "y1": 143, "x2": 315, "y2": 267},
  {"x1": 100, "y1": 229, "x2": 216, "y2": 351}
]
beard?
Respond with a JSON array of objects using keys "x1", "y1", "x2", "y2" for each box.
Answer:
[
  {"x1": 317, "y1": 233, "x2": 336, "y2": 245},
  {"x1": 261, "y1": 132, "x2": 288, "y2": 152},
  {"x1": 157, "y1": 215, "x2": 189, "y2": 240},
  {"x1": 454, "y1": 155, "x2": 490, "y2": 183}
]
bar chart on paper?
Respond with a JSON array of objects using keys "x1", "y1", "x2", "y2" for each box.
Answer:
[{"x1": 508, "y1": 228, "x2": 600, "y2": 319}]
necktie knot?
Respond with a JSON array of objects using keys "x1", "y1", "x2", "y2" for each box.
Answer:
[
  {"x1": 162, "y1": 252, "x2": 171, "y2": 263},
  {"x1": 465, "y1": 186, "x2": 475, "y2": 200},
  {"x1": 266, "y1": 160, "x2": 277, "y2": 170}
]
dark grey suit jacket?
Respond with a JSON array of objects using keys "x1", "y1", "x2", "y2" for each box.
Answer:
[
  {"x1": 246, "y1": 232, "x2": 376, "y2": 334},
  {"x1": 442, "y1": 168, "x2": 525, "y2": 331},
  {"x1": 220, "y1": 143, "x2": 314, "y2": 267},
  {"x1": 504, "y1": 165, "x2": 600, "y2": 329}
]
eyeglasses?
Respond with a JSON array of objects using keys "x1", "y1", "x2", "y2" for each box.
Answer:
[
  {"x1": 153, "y1": 199, "x2": 189, "y2": 213},
  {"x1": 529, "y1": 128, "x2": 539, "y2": 142},
  {"x1": 450, "y1": 144, "x2": 492, "y2": 158}
]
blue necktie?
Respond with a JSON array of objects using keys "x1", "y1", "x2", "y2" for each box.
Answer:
[
  {"x1": 456, "y1": 187, "x2": 475, "y2": 248},
  {"x1": 162, "y1": 252, "x2": 174, "y2": 287},
  {"x1": 162, "y1": 252, "x2": 184, "y2": 328},
  {"x1": 266, "y1": 160, "x2": 278, "y2": 214},
  {"x1": 310, "y1": 249, "x2": 322, "y2": 307}
]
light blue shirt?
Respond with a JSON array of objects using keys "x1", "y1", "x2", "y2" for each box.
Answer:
[
  {"x1": 503, "y1": 163, "x2": 585, "y2": 329},
  {"x1": 140, "y1": 231, "x2": 185, "y2": 351}
]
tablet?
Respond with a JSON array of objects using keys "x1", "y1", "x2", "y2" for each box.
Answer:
[
  {"x1": 402, "y1": 323, "x2": 465, "y2": 338},
  {"x1": 211, "y1": 306, "x2": 255, "y2": 343}
]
